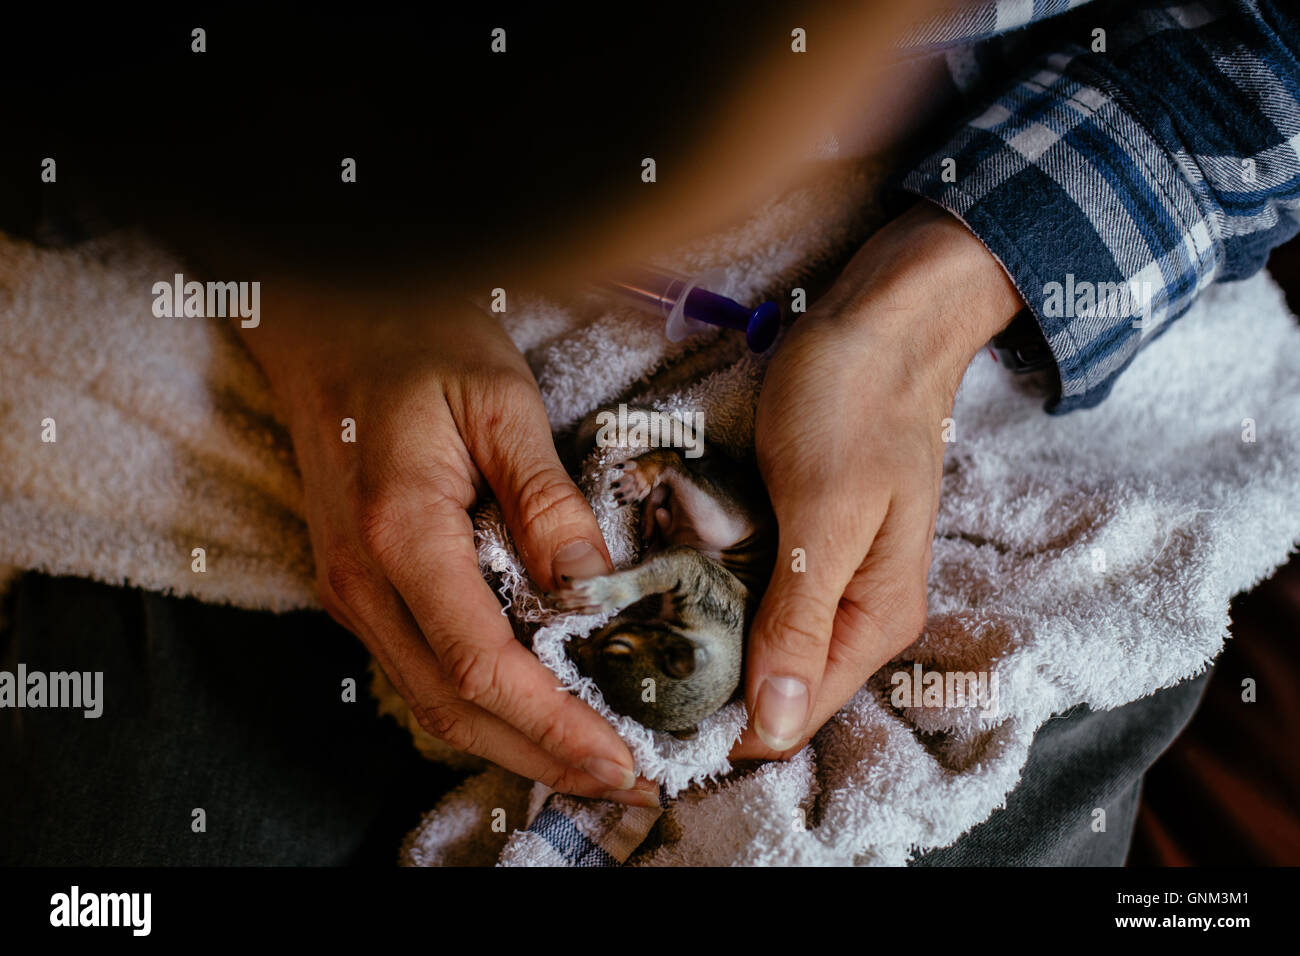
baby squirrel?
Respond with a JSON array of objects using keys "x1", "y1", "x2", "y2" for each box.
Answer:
[{"x1": 552, "y1": 417, "x2": 775, "y2": 736}]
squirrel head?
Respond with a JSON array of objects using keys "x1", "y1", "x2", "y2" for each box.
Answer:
[{"x1": 567, "y1": 620, "x2": 736, "y2": 733}]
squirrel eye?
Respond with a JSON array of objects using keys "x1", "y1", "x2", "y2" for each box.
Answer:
[{"x1": 605, "y1": 637, "x2": 634, "y2": 655}]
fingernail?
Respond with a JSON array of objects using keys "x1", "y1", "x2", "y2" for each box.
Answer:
[
  {"x1": 754, "y1": 676, "x2": 809, "y2": 752},
  {"x1": 553, "y1": 540, "x2": 607, "y2": 584},
  {"x1": 584, "y1": 756, "x2": 637, "y2": 791},
  {"x1": 603, "y1": 789, "x2": 661, "y2": 810}
]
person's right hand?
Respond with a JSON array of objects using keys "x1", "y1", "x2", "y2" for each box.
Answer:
[{"x1": 244, "y1": 281, "x2": 659, "y2": 808}]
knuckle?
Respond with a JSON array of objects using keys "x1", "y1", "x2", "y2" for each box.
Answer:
[
  {"x1": 763, "y1": 596, "x2": 832, "y2": 658},
  {"x1": 356, "y1": 494, "x2": 406, "y2": 561},
  {"x1": 533, "y1": 715, "x2": 577, "y2": 760},
  {"x1": 468, "y1": 367, "x2": 538, "y2": 432},
  {"x1": 321, "y1": 553, "x2": 375, "y2": 611},
  {"x1": 535, "y1": 764, "x2": 569, "y2": 792},
  {"x1": 413, "y1": 701, "x2": 481, "y2": 754},
  {"x1": 512, "y1": 464, "x2": 582, "y2": 533},
  {"x1": 835, "y1": 615, "x2": 882, "y2": 675},
  {"x1": 541, "y1": 764, "x2": 594, "y2": 797},
  {"x1": 488, "y1": 365, "x2": 541, "y2": 406},
  {"x1": 415, "y1": 463, "x2": 475, "y2": 512},
  {"x1": 441, "y1": 640, "x2": 502, "y2": 706},
  {"x1": 866, "y1": 585, "x2": 928, "y2": 641}
]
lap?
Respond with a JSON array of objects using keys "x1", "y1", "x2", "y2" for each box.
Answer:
[
  {"x1": 911, "y1": 671, "x2": 1210, "y2": 866},
  {"x1": 0, "y1": 573, "x2": 461, "y2": 866}
]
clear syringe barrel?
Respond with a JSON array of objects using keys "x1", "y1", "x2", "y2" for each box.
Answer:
[
  {"x1": 598, "y1": 265, "x2": 781, "y2": 353},
  {"x1": 601, "y1": 265, "x2": 693, "y2": 320}
]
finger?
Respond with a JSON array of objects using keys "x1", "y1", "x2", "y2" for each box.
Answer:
[
  {"x1": 733, "y1": 490, "x2": 932, "y2": 761},
  {"x1": 367, "y1": 494, "x2": 643, "y2": 791},
  {"x1": 744, "y1": 494, "x2": 889, "y2": 754},
  {"x1": 816, "y1": 487, "x2": 934, "y2": 719},
  {"x1": 332, "y1": 553, "x2": 659, "y2": 806},
  {"x1": 463, "y1": 373, "x2": 612, "y2": 590}
]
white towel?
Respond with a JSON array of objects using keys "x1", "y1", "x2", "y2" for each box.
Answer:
[
  {"x1": 404, "y1": 266, "x2": 1300, "y2": 867},
  {"x1": 1, "y1": 156, "x2": 1297, "y2": 867},
  {"x1": 0, "y1": 231, "x2": 315, "y2": 611}
]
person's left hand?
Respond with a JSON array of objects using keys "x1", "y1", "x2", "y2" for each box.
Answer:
[{"x1": 732, "y1": 202, "x2": 1025, "y2": 760}]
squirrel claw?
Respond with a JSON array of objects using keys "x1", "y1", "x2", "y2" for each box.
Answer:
[
  {"x1": 606, "y1": 459, "x2": 654, "y2": 506},
  {"x1": 549, "y1": 578, "x2": 606, "y2": 614}
]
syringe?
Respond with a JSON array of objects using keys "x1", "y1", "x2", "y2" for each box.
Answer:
[{"x1": 599, "y1": 265, "x2": 781, "y2": 353}]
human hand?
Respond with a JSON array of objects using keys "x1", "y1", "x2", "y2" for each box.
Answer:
[
  {"x1": 733, "y1": 202, "x2": 1025, "y2": 759},
  {"x1": 244, "y1": 282, "x2": 659, "y2": 807}
]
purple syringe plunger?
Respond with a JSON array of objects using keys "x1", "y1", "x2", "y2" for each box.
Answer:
[{"x1": 600, "y1": 265, "x2": 781, "y2": 353}]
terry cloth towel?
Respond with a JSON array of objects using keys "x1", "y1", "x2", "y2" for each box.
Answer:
[{"x1": 1, "y1": 157, "x2": 1298, "y2": 866}]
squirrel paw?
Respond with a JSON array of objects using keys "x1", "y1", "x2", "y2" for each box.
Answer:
[
  {"x1": 607, "y1": 458, "x2": 657, "y2": 507},
  {"x1": 549, "y1": 574, "x2": 629, "y2": 615}
]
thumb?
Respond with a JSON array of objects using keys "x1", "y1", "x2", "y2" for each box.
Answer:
[
  {"x1": 746, "y1": 506, "x2": 874, "y2": 752},
  {"x1": 470, "y1": 381, "x2": 612, "y2": 591}
]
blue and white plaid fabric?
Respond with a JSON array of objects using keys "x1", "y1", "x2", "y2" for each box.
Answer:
[
  {"x1": 521, "y1": 789, "x2": 664, "y2": 867},
  {"x1": 900, "y1": 0, "x2": 1090, "y2": 49},
  {"x1": 901, "y1": 0, "x2": 1300, "y2": 412},
  {"x1": 528, "y1": 806, "x2": 622, "y2": 866},
  {"x1": 518, "y1": 0, "x2": 1300, "y2": 865}
]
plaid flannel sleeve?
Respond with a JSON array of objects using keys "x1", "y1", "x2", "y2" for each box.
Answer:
[{"x1": 902, "y1": 0, "x2": 1300, "y2": 413}]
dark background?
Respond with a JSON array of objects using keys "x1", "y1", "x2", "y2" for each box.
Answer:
[{"x1": 0, "y1": 5, "x2": 799, "y2": 283}]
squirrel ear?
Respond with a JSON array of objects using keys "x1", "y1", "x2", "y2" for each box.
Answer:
[{"x1": 659, "y1": 636, "x2": 698, "y2": 679}]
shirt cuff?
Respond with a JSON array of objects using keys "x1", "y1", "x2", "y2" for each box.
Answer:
[{"x1": 900, "y1": 56, "x2": 1220, "y2": 413}]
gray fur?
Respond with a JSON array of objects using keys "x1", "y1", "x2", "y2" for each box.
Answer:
[
  {"x1": 553, "y1": 416, "x2": 774, "y2": 733},
  {"x1": 561, "y1": 546, "x2": 749, "y2": 732}
]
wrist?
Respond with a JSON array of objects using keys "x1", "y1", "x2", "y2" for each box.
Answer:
[
  {"x1": 818, "y1": 202, "x2": 1025, "y2": 392},
  {"x1": 238, "y1": 281, "x2": 380, "y2": 431}
]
